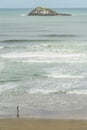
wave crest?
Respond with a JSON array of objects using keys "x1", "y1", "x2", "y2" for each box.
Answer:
[
  {"x1": 2, "y1": 39, "x2": 56, "y2": 43},
  {"x1": 28, "y1": 89, "x2": 87, "y2": 95},
  {"x1": 20, "y1": 13, "x2": 26, "y2": 16},
  {"x1": 42, "y1": 34, "x2": 77, "y2": 37}
]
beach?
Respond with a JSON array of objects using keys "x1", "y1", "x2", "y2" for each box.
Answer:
[
  {"x1": 0, "y1": 8, "x2": 87, "y2": 118},
  {"x1": 0, "y1": 8, "x2": 87, "y2": 130},
  {"x1": 0, "y1": 118, "x2": 87, "y2": 130}
]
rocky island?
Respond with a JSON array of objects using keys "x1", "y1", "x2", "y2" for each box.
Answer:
[{"x1": 28, "y1": 7, "x2": 71, "y2": 16}]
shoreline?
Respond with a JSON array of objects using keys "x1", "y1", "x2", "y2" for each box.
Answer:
[
  {"x1": 1, "y1": 107, "x2": 87, "y2": 119},
  {"x1": 0, "y1": 118, "x2": 87, "y2": 130}
]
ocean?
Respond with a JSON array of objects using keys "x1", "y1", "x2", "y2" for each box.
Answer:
[{"x1": 0, "y1": 8, "x2": 87, "y2": 118}]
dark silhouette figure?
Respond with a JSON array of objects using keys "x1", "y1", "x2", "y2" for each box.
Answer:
[{"x1": 17, "y1": 106, "x2": 19, "y2": 118}]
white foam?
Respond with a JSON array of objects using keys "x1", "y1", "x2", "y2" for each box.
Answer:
[
  {"x1": 47, "y1": 74, "x2": 85, "y2": 78},
  {"x1": 20, "y1": 14, "x2": 26, "y2": 16},
  {"x1": 0, "y1": 46, "x2": 4, "y2": 49},
  {"x1": 28, "y1": 89, "x2": 58, "y2": 94},
  {"x1": 67, "y1": 90, "x2": 87, "y2": 95},
  {"x1": 14, "y1": 60, "x2": 87, "y2": 63},
  {"x1": 28, "y1": 88, "x2": 87, "y2": 95},
  {"x1": 0, "y1": 83, "x2": 16, "y2": 93},
  {"x1": 0, "y1": 52, "x2": 85, "y2": 59}
]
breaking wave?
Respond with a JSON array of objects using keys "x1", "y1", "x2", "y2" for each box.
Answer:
[
  {"x1": 47, "y1": 74, "x2": 85, "y2": 78},
  {"x1": 0, "y1": 52, "x2": 84, "y2": 59},
  {"x1": 28, "y1": 88, "x2": 87, "y2": 95},
  {"x1": 0, "y1": 83, "x2": 17, "y2": 93}
]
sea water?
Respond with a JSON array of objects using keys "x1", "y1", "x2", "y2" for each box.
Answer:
[{"x1": 0, "y1": 8, "x2": 87, "y2": 118}]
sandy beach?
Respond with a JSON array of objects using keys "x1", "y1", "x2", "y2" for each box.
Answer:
[{"x1": 0, "y1": 118, "x2": 87, "y2": 130}]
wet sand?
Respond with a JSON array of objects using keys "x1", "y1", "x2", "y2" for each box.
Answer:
[{"x1": 0, "y1": 118, "x2": 87, "y2": 130}]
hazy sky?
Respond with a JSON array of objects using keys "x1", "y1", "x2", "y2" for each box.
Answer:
[{"x1": 0, "y1": 0, "x2": 87, "y2": 8}]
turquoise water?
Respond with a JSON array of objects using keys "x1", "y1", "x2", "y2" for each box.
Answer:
[{"x1": 0, "y1": 8, "x2": 87, "y2": 118}]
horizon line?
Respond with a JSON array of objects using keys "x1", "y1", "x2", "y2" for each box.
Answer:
[{"x1": 0, "y1": 7, "x2": 87, "y2": 9}]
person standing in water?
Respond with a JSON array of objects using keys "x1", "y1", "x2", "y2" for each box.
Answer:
[{"x1": 17, "y1": 106, "x2": 19, "y2": 118}]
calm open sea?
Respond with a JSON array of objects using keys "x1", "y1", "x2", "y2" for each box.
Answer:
[{"x1": 0, "y1": 8, "x2": 87, "y2": 118}]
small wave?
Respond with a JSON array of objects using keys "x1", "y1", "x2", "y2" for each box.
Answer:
[
  {"x1": 2, "y1": 40, "x2": 32, "y2": 43},
  {"x1": 3, "y1": 45, "x2": 27, "y2": 49},
  {"x1": 47, "y1": 74, "x2": 85, "y2": 79},
  {"x1": 0, "y1": 52, "x2": 84, "y2": 59},
  {"x1": 2, "y1": 39, "x2": 56, "y2": 43},
  {"x1": 32, "y1": 74, "x2": 47, "y2": 78},
  {"x1": 0, "y1": 79, "x2": 20, "y2": 83},
  {"x1": 12, "y1": 60, "x2": 87, "y2": 64},
  {"x1": 42, "y1": 34, "x2": 77, "y2": 37},
  {"x1": 67, "y1": 90, "x2": 87, "y2": 95},
  {"x1": 28, "y1": 88, "x2": 87, "y2": 95},
  {"x1": 20, "y1": 13, "x2": 26, "y2": 16},
  {"x1": 28, "y1": 89, "x2": 66, "y2": 94}
]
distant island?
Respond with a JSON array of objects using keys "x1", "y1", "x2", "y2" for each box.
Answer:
[{"x1": 28, "y1": 7, "x2": 71, "y2": 16}]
